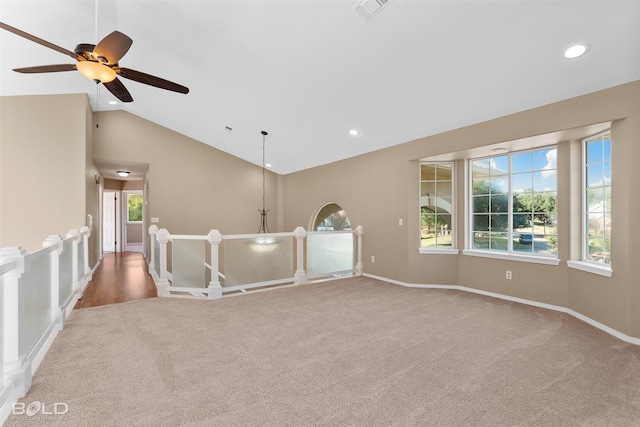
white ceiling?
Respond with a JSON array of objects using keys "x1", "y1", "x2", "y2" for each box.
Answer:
[{"x1": 1, "y1": 1, "x2": 639, "y2": 175}]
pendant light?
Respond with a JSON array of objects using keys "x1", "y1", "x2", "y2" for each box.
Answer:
[{"x1": 258, "y1": 130, "x2": 270, "y2": 234}]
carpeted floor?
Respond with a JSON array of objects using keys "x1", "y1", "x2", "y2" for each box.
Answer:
[{"x1": 5, "y1": 277, "x2": 640, "y2": 426}]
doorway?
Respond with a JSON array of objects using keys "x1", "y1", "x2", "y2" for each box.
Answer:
[{"x1": 102, "y1": 190, "x2": 120, "y2": 253}]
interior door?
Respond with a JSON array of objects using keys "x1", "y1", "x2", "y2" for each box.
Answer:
[{"x1": 103, "y1": 191, "x2": 118, "y2": 252}]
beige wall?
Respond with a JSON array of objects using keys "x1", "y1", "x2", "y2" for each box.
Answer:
[
  {"x1": 1, "y1": 81, "x2": 638, "y2": 339},
  {"x1": 0, "y1": 94, "x2": 89, "y2": 253},
  {"x1": 283, "y1": 80, "x2": 640, "y2": 338},
  {"x1": 93, "y1": 111, "x2": 279, "y2": 236}
]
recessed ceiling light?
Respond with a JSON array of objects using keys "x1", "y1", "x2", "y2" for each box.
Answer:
[
  {"x1": 564, "y1": 44, "x2": 587, "y2": 59},
  {"x1": 116, "y1": 170, "x2": 130, "y2": 177},
  {"x1": 109, "y1": 100, "x2": 118, "y2": 105},
  {"x1": 491, "y1": 147, "x2": 507, "y2": 154},
  {"x1": 265, "y1": 163, "x2": 272, "y2": 168},
  {"x1": 349, "y1": 129, "x2": 359, "y2": 136}
]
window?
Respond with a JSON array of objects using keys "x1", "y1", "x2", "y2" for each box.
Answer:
[
  {"x1": 470, "y1": 147, "x2": 557, "y2": 257},
  {"x1": 312, "y1": 203, "x2": 351, "y2": 231},
  {"x1": 420, "y1": 162, "x2": 453, "y2": 248},
  {"x1": 583, "y1": 131, "x2": 611, "y2": 265},
  {"x1": 127, "y1": 193, "x2": 143, "y2": 223}
]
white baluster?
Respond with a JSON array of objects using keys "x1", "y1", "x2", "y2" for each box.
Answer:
[
  {"x1": 354, "y1": 225, "x2": 364, "y2": 276},
  {"x1": 294, "y1": 227, "x2": 307, "y2": 285},
  {"x1": 156, "y1": 228, "x2": 170, "y2": 296},
  {"x1": 207, "y1": 230, "x2": 223, "y2": 300}
]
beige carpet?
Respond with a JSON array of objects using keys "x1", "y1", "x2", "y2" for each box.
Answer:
[{"x1": 5, "y1": 277, "x2": 640, "y2": 426}]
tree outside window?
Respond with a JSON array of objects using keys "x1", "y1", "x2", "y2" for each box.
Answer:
[{"x1": 127, "y1": 194, "x2": 143, "y2": 223}]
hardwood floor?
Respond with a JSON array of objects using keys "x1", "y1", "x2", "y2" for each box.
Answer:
[{"x1": 74, "y1": 252, "x2": 157, "y2": 309}]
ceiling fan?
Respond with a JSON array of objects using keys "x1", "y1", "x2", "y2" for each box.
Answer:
[{"x1": 0, "y1": 22, "x2": 189, "y2": 102}]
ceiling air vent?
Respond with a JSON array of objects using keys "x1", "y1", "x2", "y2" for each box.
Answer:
[{"x1": 353, "y1": 0, "x2": 392, "y2": 22}]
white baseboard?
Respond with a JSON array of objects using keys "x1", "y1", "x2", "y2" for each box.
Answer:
[{"x1": 363, "y1": 273, "x2": 640, "y2": 346}]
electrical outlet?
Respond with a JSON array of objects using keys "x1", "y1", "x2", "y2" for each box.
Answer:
[
  {"x1": 371, "y1": 256, "x2": 375, "y2": 263},
  {"x1": 399, "y1": 218, "x2": 403, "y2": 226},
  {"x1": 506, "y1": 271, "x2": 512, "y2": 280}
]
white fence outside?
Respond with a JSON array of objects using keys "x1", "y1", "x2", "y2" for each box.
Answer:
[
  {"x1": 0, "y1": 226, "x2": 92, "y2": 423},
  {"x1": 148, "y1": 225, "x2": 364, "y2": 299}
]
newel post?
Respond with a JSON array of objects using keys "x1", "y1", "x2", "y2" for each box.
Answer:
[
  {"x1": 156, "y1": 228, "x2": 170, "y2": 296},
  {"x1": 207, "y1": 229, "x2": 223, "y2": 300},
  {"x1": 79, "y1": 226, "x2": 91, "y2": 276},
  {"x1": 293, "y1": 227, "x2": 307, "y2": 285},
  {"x1": 354, "y1": 225, "x2": 364, "y2": 276},
  {"x1": 0, "y1": 247, "x2": 29, "y2": 395},
  {"x1": 148, "y1": 225, "x2": 158, "y2": 272}
]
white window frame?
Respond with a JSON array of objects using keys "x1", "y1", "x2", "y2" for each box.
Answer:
[
  {"x1": 462, "y1": 146, "x2": 560, "y2": 265},
  {"x1": 569, "y1": 130, "x2": 612, "y2": 276},
  {"x1": 419, "y1": 161, "x2": 458, "y2": 254}
]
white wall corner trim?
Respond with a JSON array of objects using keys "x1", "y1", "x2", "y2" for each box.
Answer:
[{"x1": 363, "y1": 273, "x2": 640, "y2": 346}]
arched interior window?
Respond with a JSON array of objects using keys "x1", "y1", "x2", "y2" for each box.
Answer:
[{"x1": 312, "y1": 203, "x2": 351, "y2": 231}]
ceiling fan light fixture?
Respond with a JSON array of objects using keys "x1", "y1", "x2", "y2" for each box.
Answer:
[
  {"x1": 116, "y1": 170, "x2": 130, "y2": 177},
  {"x1": 76, "y1": 61, "x2": 116, "y2": 83}
]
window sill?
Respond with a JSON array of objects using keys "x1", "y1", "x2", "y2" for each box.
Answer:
[
  {"x1": 418, "y1": 248, "x2": 460, "y2": 255},
  {"x1": 567, "y1": 260, "x2": 612, "y2": 277},
  {"x1": 462, "y1": 249, "x2": 560, "y2": 265}
]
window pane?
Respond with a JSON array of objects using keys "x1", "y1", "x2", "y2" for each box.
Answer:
[
  {"x1": 512, "y1": 152, "x2": 532, "y2": 173},
  {"x1": 587, "y1": 213, "x2": 605, "y2": 236},
  {"x1": 587, "y1": 238, "x2": 610, "y2": 264},
  {"x1": 534, "y1": 171, "x2": 556, "y2": 192},
  {"x1": 586, "y1": 188, "x2": 604, "y2": 212},
  {"x1": 473, "y1": 179, "x2": 491, "y2": 195},
  {"x1": 473, "y1": 215, "x2": 489, "y2": 232},
  {"x1": 603, "y1": 161, "x2": 611, "y2": 184},
  {"x1": 490, "y1": 177, "x2": 508, "y2": 194},
  {"x1": 435, "y1": 196, "x2": 452, "y2": 213},
  {"x1": 421, "y1": 164, "x2": 436, "y2": 180},
  {"x1": 128, "y1": 194, "x2": 143, "y2": 222},
  {"x1": 512, "y1": 214, "x2": 531, "y2": 230},
  {"x1": 490, "y1": 214, "x2": 508, "y2": 232},
  {"x1": 489, "y1": 233, "x2": 508, "y2": 251},
  {"x1": 512, "y1": 172, "x2": 533, "y2": 193},
  {"x1": 473, "y1": 196, "x2": 489, "y2": 214},
  {"x1": 473, "y1": 233, "x2": 490, "y2": 250},
  {"x1": 491, "y1": 156, "x2": 509, "y2": 173},
  {"x1": 603, "y1": 138, "x2": 611, "y2": 160},
  {"x1": 586, "y1": 140, "x2": 602, "y2": 164},
  {"x1": 586, "y1": 164, "x2": 604, "y2": 188},
  {"x1": 436, "y1": 164, "x2": 452, "y2": 180},
  {"x1": 437, "y1": 183, "x2": 452, "y2": 198},
  {"x1": 472, "y1": 159, "x2": 491, "y2": 174},
  {"x1": 490, "y1": 195, "x2": 508, "y2": 213},
  {"x1": 421, "y1": 182, "x2": 436, "y2": 197}
]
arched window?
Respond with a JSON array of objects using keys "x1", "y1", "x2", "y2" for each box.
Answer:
[{"x1": 311, "y1": 203, "x2": 351, "y2": 231}]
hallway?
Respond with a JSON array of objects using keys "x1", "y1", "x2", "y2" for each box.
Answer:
[{"x1": 74, "y1": 252, "x2": 157, "y2": 309}]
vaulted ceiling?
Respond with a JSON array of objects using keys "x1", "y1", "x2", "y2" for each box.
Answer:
[{"x1": 1, "y1": 1, "x2": 639, "y2": 174}]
